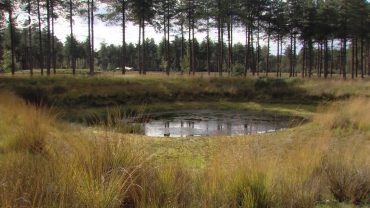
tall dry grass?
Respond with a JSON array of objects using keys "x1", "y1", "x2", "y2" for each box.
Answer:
[
  {"x1": 0, "y1": 92, "x2": 150, "y2": 207},
  {"x1": 0, "y1": 92, "x2": 369, "y2": 207}
]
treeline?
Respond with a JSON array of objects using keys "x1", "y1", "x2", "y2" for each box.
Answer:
[{"x1": 0, "y1": 0, "x2": 369, "y2": 78}]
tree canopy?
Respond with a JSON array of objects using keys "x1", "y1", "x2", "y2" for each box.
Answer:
[{"x1": 0, "y1": 0, "x2": 369, "y2": 78}]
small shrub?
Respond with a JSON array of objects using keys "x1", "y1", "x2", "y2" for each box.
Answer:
[
  {"x1": 1, "y1": 50, "x2": 21, "y2": 72},
  {"x1": 180, "y1": 52, "x2": 190, "y2": 74},
  {"x1": 232, "y1": 63, "x2": 245, "y2": 76},
  {"x1": 52, "y1": 85, "x2": 67, "y2": 94},
  {"x1": 14, "y1": 86, "x2": 49, "y2": 105},
  {"x1": 323, "y1": 155, "x2": 370, "y2": 205}
]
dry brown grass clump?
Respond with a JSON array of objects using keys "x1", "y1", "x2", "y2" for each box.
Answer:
[{"x1": 0, "y1": 92, "x2": 150, "y2": 207}]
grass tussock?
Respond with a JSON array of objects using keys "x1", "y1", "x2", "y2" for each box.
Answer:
[
  {"x1": 0, "y1": 92, "x2": 149, "y2": 207},
  {"x1": 0, "y1": 92, "x2": 369, "y2": 207},
  {"x1": 84, "y1": 107, "x2": 146, "y2": 134},
  {"x1": 317, "y1": 97, "x2": 370, "y2": 132},
  {"x1": 320, "y1": 132, "x2": 370, "y2": 205},
  {"x1": 0, "y1": 92, "x2": 54, "y2": 154}
]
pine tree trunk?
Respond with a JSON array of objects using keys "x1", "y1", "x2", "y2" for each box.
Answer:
[
  {"x1": 289, "y1": 33, "x2": 293, "y2": 77},
  {"x1": 188, "y1": 4, "x2": 192, "y2": 76},
  {"x1": 230, "y1": 16, "x2": 233, "y2": 75},
  {"x1": 309, "y1": 39, "x2": 313, "y2": 78},
  {"x1": 69, "y1": 0, "x2": 75, "y2": 75},
  {"x1": 167, "y1": 4, "x2": 170, "y2": 75},
  {"x1": 266, "y1": 33, "x2": 270, "y2": 77},
  {"x1": 339, "y1": 40, "x2": 343, "y2": 75},
  {"x1": 319, "y1": 41, "x2": 323, "y2": 77},
  {"x1": 244, "y1": 25, "x2": 248, "y2": 77},
  {"x1": 277, "y1": 35, "x2": 280, "y2": 77},
  {"x1": 293, "y1": 33, "x2": 297, "y2": 77},
  {"x1": 87, "y1": 0, "x2": 92, "y2": 74},
  {"x1": 355, "y1": 38, "x2": 358, "y2": 78},
  {"x1": 90, "y1": 0, "x2": 95, "y2": 75},
  {"x1": 8, "y1": 8, "x2": 15, "y2": 75},
  {"x1": 227, "y1": 19, "x2": 231, "y2": 76},
  {"x1": 256, "y1": 21, "x2": 260, "y2": 76},
  {"x1": 142, "y1": 19, "x2": 146, "y2": 75},
  {"x1": 192, "y1": 17, "x2": 195, "y2": 76},
  {"x1": 51, "y1": 0, "x2": 56, "y2": 74},
  {"x1": 138, "y1": 18, "x2": 141, "y2": 74},
  {"x1": 280, "y1": 37, "x2": 283, "y2": 77},
  {"x1": 315, "y1": 42, "x2": 318, "y2": 76},
  {"x1": 367, "y1": 40, "x2": 370, "y2": 76},
  {"x1": 220, "y1": 19, "x2": 223, "y2": 77},
  {"x1": 351, "y1": 39, "x2": 355, "y2": 79},
  {"x1": 0, "y1": 11, "x2": 3, "y2": 70},
  {"x1": 46, "y1": 0, "x2": 51, "y2": 76},
  {"x1": 324, "y1": 39, "x2": 329, "y2": 78},
  {"x1": 302, "y1": 40, "x2": 306, "y2": 78},
  {"x1": 37, "y1": 0, "x2": 44, "y2": 75},
  {"x1": 343, "y1": 38, "x2": 347, "y2": 79},
  {"x1": 206, "y1": 17, "x2": 210, "y2": 76},
  {"x1": 163, "y1": 12, "x2": 167, "y2": 74},
  {"x1": 122, "y1": 0, "x2": 126, "y2": 75},
  {"x1": 330, "y1": 39, "x2": 334, "y2": 77},
  {"x1": 23, "y1": 14, "x2": 28, "y2": 71},
  {"x1": 217, "y1": 16, "x2": 221, "y2": 76},
  {"x1": 28, "y1": 0, "x2": 33, "y2": 76},
  {"x1": 181, "y1": 22, "x2": 184, "y2": 75},
  {"x1": 361, "y1": 38, "x2": 364, "y2": 78},
  {"x1": 250, "y1": 26, "x2": 255, "y2": 76}
]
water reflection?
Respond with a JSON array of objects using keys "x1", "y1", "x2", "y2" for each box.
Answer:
[{"x1": 143, "y1": 110, "x2": 292, "y2": 138}]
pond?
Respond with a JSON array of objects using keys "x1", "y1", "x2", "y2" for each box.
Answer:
[{"x1": 141, "y1": 110, "x2": 299, "y2": 138}]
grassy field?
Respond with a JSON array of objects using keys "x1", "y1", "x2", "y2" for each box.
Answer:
[{"x1": 0, "y1": 75, "x2": 369, "y2": 207}]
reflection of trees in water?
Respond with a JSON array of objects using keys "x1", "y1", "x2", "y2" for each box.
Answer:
[
  {"x1": 217, "y1": 123, "x2": 223, "y2": 131},
  {"x1": 165, "y1": 121, "x2": 170, "y2": 128},
  {"x1": 227, "y1": 122, "x2": 232, "y2": 135},
  {"x1": 161, "y1": 120, "x2": 256, "y2": 137},
  {"x1": 144, "y1": 113, "x2": 288, "y2": 137}
]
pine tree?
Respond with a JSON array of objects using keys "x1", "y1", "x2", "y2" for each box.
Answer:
[{"x1": 99, "y1": 0, "x2": 129, "y2": 74}]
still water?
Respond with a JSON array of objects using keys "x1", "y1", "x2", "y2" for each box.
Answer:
[{"x1": 142, "y1": 110, "x2": 295, "y2": 138}]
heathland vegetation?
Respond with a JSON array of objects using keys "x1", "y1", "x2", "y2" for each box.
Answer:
[
  {"x1": 1, "y1": 76, "x2": 368, "y2": 121},
  {"x1": 0, "y1": 77, "x2": 369, "y2": 207}
]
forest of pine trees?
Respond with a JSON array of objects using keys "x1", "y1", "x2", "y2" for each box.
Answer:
[{"x1": 0, "y1": 0, "x2": 369, "y2": 78}]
